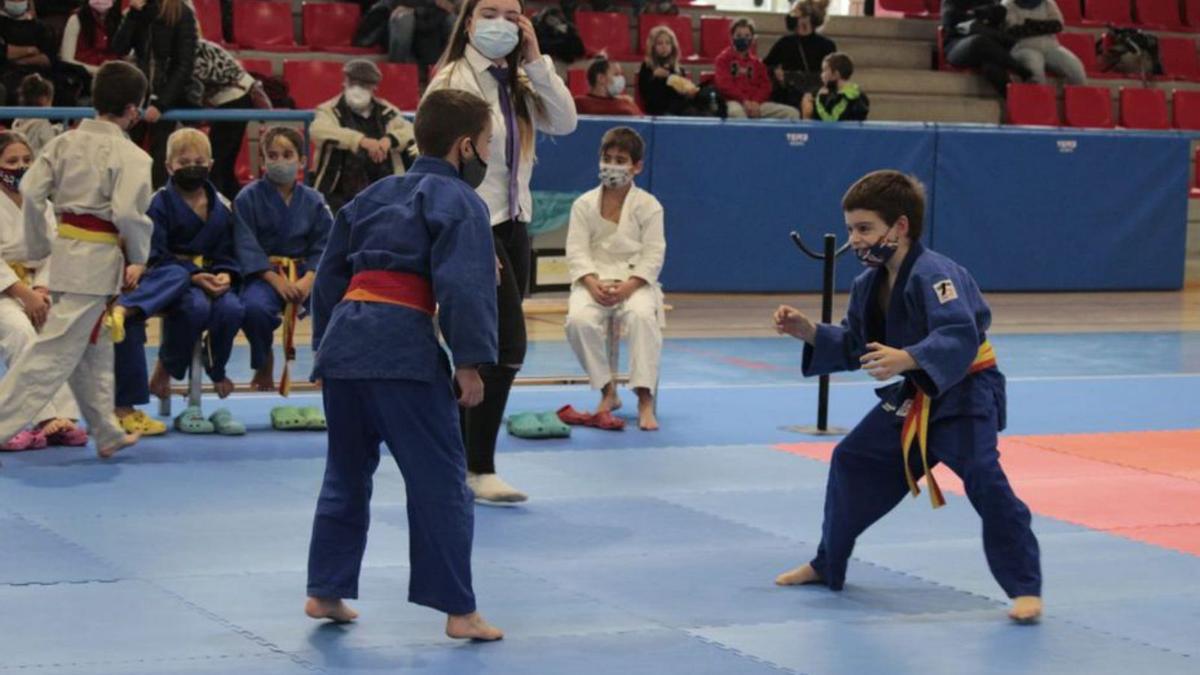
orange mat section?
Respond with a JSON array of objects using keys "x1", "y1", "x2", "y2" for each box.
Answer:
[{"x1": 775, "y1": 430, "x2": 1200, "y2": 556}]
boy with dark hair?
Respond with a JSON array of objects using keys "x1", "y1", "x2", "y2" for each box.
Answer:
[
  {"x1": 305, "y1": 88, "x2": 504, "y2": 642},
  {"x1": 772, "y1": 170, "x2": 1043, "y2": 624},
  {"x1": 574, "y1": 57, "x2": 641, "y2": 116},
  {"x1": 0, "y1": 60, "x2": 151, "y2": 461},
  {"x1": 716, "y1": 18, "x2": 799, "y2": 120},
  {"x1": 802, "y1": 52, "x2": 869, "y2": 122},
  {"x1": 12, "y1": 73, "x2": 62, "y2": 155}
]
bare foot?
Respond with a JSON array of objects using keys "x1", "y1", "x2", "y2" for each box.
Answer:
[
  {"x1": 37, "y1": 417, "x2": 75, "y2": 436},
  {"x1": 1009, "y1": 596, "x2": 1043, "y2": 624},
  {"x1": 446, "y1": 612, "x2": 504, "y2": 641},
  {"x1": 597, "y1": 382, "x2": 622, "y2": 413},
  {"x1": 636, "y1": 388, "x2": 658, "y2": 431},
  {"x1": 149, "y1": 360, "x2": 172, "y2": 400},
  {"x1": 98, "y1": 433, "x2": 140, "y2": 459},
  {"x1": 775, "y1": 563, "x2": 822, "y2": 586},
  {"x1": 305, "y1": 596, "x2": 359, "y2": 623},
  {"x1": 214, "y1": 378, "x2": 235, "y2": 399},
  {"x1": 251, "y1": 353, "x2": 274, "y2": 392}
]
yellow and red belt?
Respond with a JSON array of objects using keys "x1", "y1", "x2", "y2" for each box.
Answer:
[
  {"x1": 342, "y1": 269, "x2": 435, "y2": 315},
  {"x1": 58, "y1": 213, "x2": 119, "y2": 246},
  {"x1": 8, "y1": 262, "x2": 33, "y2": 286},
  {"x1": 176, "y1": 253, "x2": 210, "y2": 268},
  {"x1": 901, "y1": 340, "x2": 997, "y2": 509},
  {"x1": 272, "y1": 256, "x2": 302, "y2": 397}
]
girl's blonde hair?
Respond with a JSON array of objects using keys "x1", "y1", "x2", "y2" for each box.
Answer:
[
  {"x1": 644, "y1": 25, "x2": 680, "y2": 69},
  {"x1": 166, "y1": 127, "x2": 212, "y2": 163},
  {"x1": 0, "y1": 131, "x2": 32, "y2": 161}
]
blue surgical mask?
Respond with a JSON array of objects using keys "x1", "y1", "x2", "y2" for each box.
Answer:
[
  {"x1": 4, "y1": 1, "x2": 29, "y2": 16},
  {"x1": 471, "y1": 18, "x2": 520, "y2": 60},
  {"x1": 265, "y1": 160, "x2": 299, "y2": 186},
  {"x1": 855, "y1": 225, "x2": 900, "y2": 268}
]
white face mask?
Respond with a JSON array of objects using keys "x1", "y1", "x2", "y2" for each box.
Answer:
[
  {"x1": 471, "y1": 18, "x2": 520, "y2": 60},
  {"x1": 599, "y1": 163, "x2": 632, "y2": 189},
  {"x1": 344, "y1": 86, "x2": 372, "y2": 112},
  {"x1": 89, "y1": 0, "x2": 114, "y2": 11},
  {"x1": 606, "y1": 74, "x2": 626, "y2": 97}
]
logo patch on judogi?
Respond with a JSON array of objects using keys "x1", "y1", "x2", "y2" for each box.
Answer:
[{"x1": 933, "y1": 279, "x2": 958, "y2": 304}]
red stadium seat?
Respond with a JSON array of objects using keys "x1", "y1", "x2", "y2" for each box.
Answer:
[
  {"x1": 575, "y1": 11, "x2": 634, "y2": 60},
  {"x1": 567, "y1": 69, "x2": 588, "y2": 96},
  {"x1": 376, "y1": 62, "x2": 420, "y2": 110},
  {"x1": 1173, "y1": 89, "x2": 1200, "y2": 128},
  {"x1": 1083, "y1": 0, "x2": 1132, "y2": 26},
  {"x1": 699, "y1": 16, "x2": 732, "y2": 59},
  {"x1": 1064, "y1": 85, "x2": 1115, "y2": 127},
  {"x1": 1186, "y1": 0, "x2": 1200, "y2": 30},
  {"x1": 1158, "y1": 37, "x2": 1200, "y2": 81},
  {"x1": 193, "y1": 0, "x2": 229, "y2": 46},
  {"x1": 239, "y1": 58, "x2": 273, "y2": 76},
  {"x1": 303, "y1": 2, "x2": 381, "y2": 54},
  {"x1": 1055, "y1": 0, "x2": 1086, "y2": 26},
  {"x1": 282, "y1": 60, "x2": 345, "y2": 109},
  {"x1": 640, "y1": 14, "x2": 698, "y2": 60},
  {"x1": 1119, "y1": 87, "x2": 1169, "y2": 128},
  {"x1": 1006, "y1": 83, "x2": 1060, "y2": 126},
  {"x1": 234, "y1": 1, "x2": 306, "y2": 52},
  {"x1": 877, "y1": 0, "x2": 931, "y2": 15},
  {"x1": 1133, "y1": 0, "x2": 1184, "y2": 30},
  {"x1": 1058, "y1": 32, "x2": 1121, "y2": 79},
  {"x1": 235, "y1": 134, "x2": 254, "y2": 185}
]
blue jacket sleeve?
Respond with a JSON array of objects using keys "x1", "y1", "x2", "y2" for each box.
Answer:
[
  {"x1": 904, "y1": 272, "x2": 980, "y2": 398},
  {"x1": 232, "y1": 197, "x2": 270, "y2": 276},
  {"x1": 801, "y1": 277, "x2": 867, "y2": 377},
  {"x1": 310, "y1": 202, "x2": 353, "y2": 353},
  {"x1": 209, "y1": 226, "x2": 242, "y2": 278},
  {"x1": 305, "y1": 199, "x2": 334, "y2": 270},
  {"x1": 428, "y1": 190, "x2": 498, "y2": 368},
  {"x1": 146, "y1": 194, "x2": 170, "y2": 267}
]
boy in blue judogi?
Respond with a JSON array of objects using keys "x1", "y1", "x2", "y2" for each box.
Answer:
[
  {"x1": 111, "y1": 128, "x2": 245, "y2": 436},
  {"x1": 303, "y1": 89, "x2": 504, "y2": 641},
  {"x1": 773, "y1": 171, "x2": 1043, "y2": 624},
  {"x1": 232, "y1": 127, "x2": 333, "y2": 415}
]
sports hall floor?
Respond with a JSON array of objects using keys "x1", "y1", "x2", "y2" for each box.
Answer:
[{"x1": 1, "y1": 290, "x2": 1198, "y2": 674}]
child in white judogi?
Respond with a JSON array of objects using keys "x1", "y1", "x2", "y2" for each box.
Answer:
[
  {"x1": 0, "y1": 130, "x2": 86, "y2": 451},
  {"x1": 0, "y1": 62, "x2": 153, "y2": 460},
  {"x1": 564, "y1": 127, "x2": 666, "y2": 431}
]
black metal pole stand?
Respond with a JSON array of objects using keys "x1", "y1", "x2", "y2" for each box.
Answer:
[{"x1": 782, "y1": 231, "x2": 851, "y2": 436}]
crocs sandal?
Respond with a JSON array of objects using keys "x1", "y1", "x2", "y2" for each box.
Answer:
[
  {"x1": 45, "y1": 426, "x2": 89, "y2": 447},
  {"x1": 1, "y1": 429, "x2": 46, "y2": 451},
  {"x1": 297, "y1": 406, "x2": 326, "y2": 431},
  {"x1": 556, "y1": 405, "x2": 594, "y2": 426},
  {"x1": 120, "y1": 410, "x2": 168, "y2": 436},
  {"x1": 208, "y1": 408, "x2": 246, "y2": 436},
  {"x1": 537, "y1": 411, "x2": 572, "y2": 437},
  {"x1": 174, "y1": 406, "x2": 215, "y2": 434},
  {"x1": 270, "y1": 406, "x2": 307, "y2": 431},
  {"x1": 586, "y1": 410, "x2": 625, "y2": 431}
]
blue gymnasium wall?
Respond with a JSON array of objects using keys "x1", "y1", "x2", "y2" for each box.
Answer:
[{"x1": 532, "y1": 117, "x2": 1190, "y2": 292}]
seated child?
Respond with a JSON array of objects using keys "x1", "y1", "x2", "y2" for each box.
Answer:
[
  {"x1": 12, "y1": 74, "x2": 63, "y2": 156},
  {"x1": 563, "y1": 127, "x2": 666, "y2": 431},
  {"x1": 112, "y1": 128, "x2": 245, "y2": 436},
  {"x1": 232, "y1": 126, "x2": 333, "y2": 429},
  {"x1": 0, "y1": 130, "x2": 86, "y2": 450},
  {"x1": 801, "y1": 53, "x2": 869, "y2": 122}
]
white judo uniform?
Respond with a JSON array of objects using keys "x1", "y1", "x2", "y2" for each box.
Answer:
[
  {"x1": 564, "y1": 185, "x2": 666, "y2": 394},
  {"x1": 0, "y1": 119, "x2": 153, "y2": 450}
]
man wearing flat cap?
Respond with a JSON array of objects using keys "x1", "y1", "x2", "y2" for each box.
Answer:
[{"x1": 311, "y1": 58, "x2": 417, "y2": 215}]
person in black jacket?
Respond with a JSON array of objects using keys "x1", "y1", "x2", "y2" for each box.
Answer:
[
  {"x1": 0, "y1": 2, "x2": 84, "y2": 106},
  {"x1": 942, "y1": 0, "x2": 1032, "y2": 97},
  {"x1": 637, "y1": 24, "x2": 722, "y2": 117},
  {"x1": 763, "y1": 0, "x2": 836, "y2": 108},
  {"x1": 112, "y1": 0, "x2": 198, "y2": 187}
]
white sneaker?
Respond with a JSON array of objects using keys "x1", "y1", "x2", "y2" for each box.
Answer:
[{"x1": 467, "y1": 473, "x2": 528, "y2": 505}]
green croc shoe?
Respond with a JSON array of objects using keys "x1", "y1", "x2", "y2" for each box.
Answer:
[
  {"x1": 270, "y1": 406, "x2": 307, "y2": 431},
  {"x1": 297, "y1": 406, "x2": 326, "y2": 431},
  {"x1": 536, "y1": 411, "x2": 571, "y2": 438},
  {"x1": 208, "y1": 408, "x2": 246, "y2": 436},
  {"x1": 506, "y1": 411, "x2": 570, "y2": 439},
  {"x1": 174, "y1": 405, "x2": 215, "y2": 434}
]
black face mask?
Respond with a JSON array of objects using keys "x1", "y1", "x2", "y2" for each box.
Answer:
[
  {"x1": 459, "y1": 140, "x2": 487, "y2": 189},
  {"x1": 173, "y1": 165, "x2": 209, "y2": 191}
]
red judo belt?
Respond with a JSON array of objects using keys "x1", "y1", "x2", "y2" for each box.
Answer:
[
  {"x1": 900, "y1": 340, "x2": 997, "y2": 509},
  {"x1": 60, "y1": 212, "x2": 118, "y2": 234},
  {"x1": 342, "y1": 270, "x2": 435, "y2": 315}
]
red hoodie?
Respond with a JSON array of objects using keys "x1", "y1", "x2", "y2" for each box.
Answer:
[{"x1": 714, "y1": 46, "x2": 773, "y2": 105}]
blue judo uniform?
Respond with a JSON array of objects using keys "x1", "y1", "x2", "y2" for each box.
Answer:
[
  {"x1": 232, "y1": 179, "x2": 333, "y2": 371},
  {"x1": 306, "y1": 157, "x2": 497, "y2": 614},
  {"x1": 803, "y1": 242, "x2": 1041, "y2": 598},
  {"x1": 114, "y1": 180, "x2": 244, "y2": 407}
]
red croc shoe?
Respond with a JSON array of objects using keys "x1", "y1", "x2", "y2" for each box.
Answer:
[
  {"x1": 1, "y1": 429, "x2": 47, "y2": 451},
  {"x1": 556, "y1": 405, "x2": 594, "y2": 426},
  {"x1": 587, "y1": 410, "x2": 626, "y2": 431}
]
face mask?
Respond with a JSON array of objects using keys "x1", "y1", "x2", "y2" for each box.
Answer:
[
  {"x1": 89, "y1": 0, "x2": 114, "y2": 11},
  {"x1": 0, "y1": 167, "x2": 26, "y2": 192},
  {"x1": 265, "y1": 160, "x2": 299, "y2": 186},
  {"x1": 1014, "y1": 0, "x2": 1043, "y2": 8},
  {"x1": 459, "y1": 140, "x2": 488, "y2": 189},
  {"x1": 855, "y1": 225, "x2": 900, "y2": 268},
  {"x1": 3, "y1": 1, "x2": 28, "y2": 16},
  {"x1": 172, "y1": 165, "x2": 209, "y2": 192},
  {"x1": 733, "y1": 37, "x2": 752, "y2": 53},
  {"x1": 606, "y1": 75, "x2": 626, "y2": 97},
  {"x1": 344, "y1": 86, "x2": 372, "y2": 112},
  {"x1": 471, "y1": 18, "x2": 520, "y2": 60},
  {"x1": 598, "y1": 163, "x2": 632, "y2": 189}
]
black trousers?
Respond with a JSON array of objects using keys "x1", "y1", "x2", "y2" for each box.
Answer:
[
  {"x1": 131, "y1": 118, "x2": 179, "y2": 189},
  {"x1": 209, "y1": 93, "x2": 252, "y2": 202},
  {"x1": 460, "y1": 219, "x2": 529, "y2": 475},
  {"x1": 947, "y1": 34, "x2": 1033, "y2": 97}
]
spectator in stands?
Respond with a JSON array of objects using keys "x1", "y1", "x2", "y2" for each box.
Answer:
[
  {"x1": 1003, "y1": 0, "x2": 1085, "y2": 85},
  {"x1": 60, "y1": 0, "x2": 125, "y2": 77},
  {"x1": 637, "y1": 25, "x2": 724, "y2": 117},
  {"x1": 716, "y1": 18, "x2": 799, "y2": 120},
  {"x1": 801, "y1": 52, "x2": 869, "y2": 122},
  {"x1": 192, "y1": 39, "x2": 268, "y2": 201},
  {"x1": 942, "y1": 0, "x2": 1033, "y2": 97},
  {"x1": 32, "y1": 0, "x2": 74, "y2": 45},
  {"x1": 113, "y1": 0, "x2": 200, "y2": 188},
  {"x1": 574, "y1": 56, "x2": 641, "y2": 116},
  {"x1": 0, "y1": 2, "x2": 82, "y2": 106},
  {"x1": 311, "y1": 59, "x2": 418, "y2": 215},
  {"x1": 355, "y1": 0, "x2": 459, "y2": 67},
  {"x1": 764, "y1": 0, "x2": 836, "y2": 109},
  {"x1": 12, "y1": 74, "x2": 61, "y2": 155}
]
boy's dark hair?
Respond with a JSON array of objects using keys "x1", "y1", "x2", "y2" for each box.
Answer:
[
  {"x1": 414, "y1": 89, "x2": 491, "y2": 159},
  {"x1": 599, "y1": 126, "x2": 645, "y2": 164},
  {"x1": 824, "y1": 52, "x2": 854, "y2": 80},
  {"x1": 586, "y1": 57, "x2": 611, "y2": 88},
  {"x1": 92, "y1": 62, "x2": 148, "y2": 117},
  {"x1": 18, "y1": 74, "x2": 53, "y2": 106},
  {"x1": 842, "y1": 170, "x2": 925, "y2": 241},
  {"x1": 262, "y1": 126, "x2": 306, "y2": 157},
  {"x1": 730, "y1": 17, "x2": 756, "y2": 36}
]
